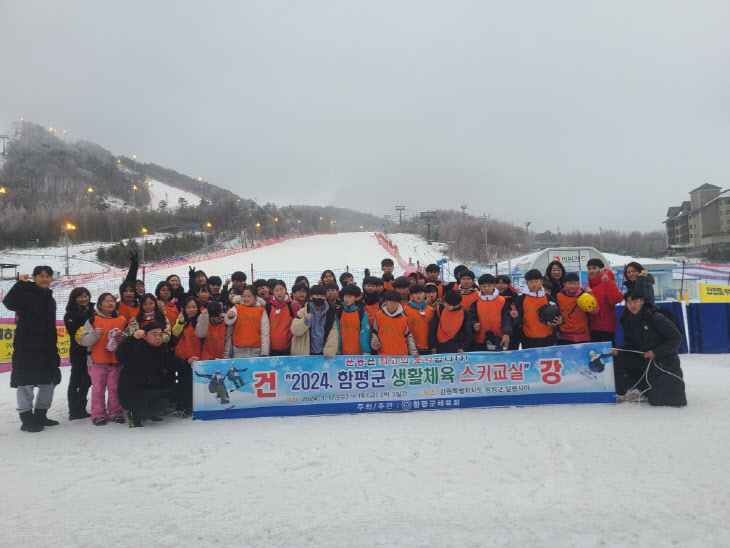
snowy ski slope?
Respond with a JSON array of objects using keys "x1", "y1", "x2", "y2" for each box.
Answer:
[
  {"x1": 1, "y1": 354, "x2": 728, "y2": 546},
  {"x1": 146, "y1": 178, "x2": 203, "y2": 209}
]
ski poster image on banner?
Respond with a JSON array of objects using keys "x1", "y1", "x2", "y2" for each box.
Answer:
[{"x1": 192, "y1": 342, "x2": 616, "y2": 421}]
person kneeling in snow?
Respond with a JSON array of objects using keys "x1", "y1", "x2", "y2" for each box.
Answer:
[
  {"x1": 609, "y1": 292, "x2": 686, "y2": 406},
  {"x1": 116, "y1": 322, "x2": 198, "y2": 427}
]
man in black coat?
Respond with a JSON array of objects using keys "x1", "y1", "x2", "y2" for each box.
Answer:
[
  {"x1": 610, "y1": 292, "x2": 687, "y2": 407},
  {"x1": 116, "y1": 322, "x2": 198, "y2": 427},
  {"x1": 2, "y1": 267, "x2": 62, "y2": 432}
]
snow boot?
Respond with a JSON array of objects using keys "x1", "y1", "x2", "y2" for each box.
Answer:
[
  {"x1": 34, "y1": 409, "x2": 59, "y2": 426},
  {"x1": 124, "y1": 411, "x2": 143, "y2": 428},
  {"x1": 19, "y1": 411, "x2": 43, "y2": 433},
  {"x1": 93, "y1": 418, "x2": 107, "y2": 426}
]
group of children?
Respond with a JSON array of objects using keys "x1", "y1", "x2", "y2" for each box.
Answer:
[{"x1": 7, "y1": 255, "x2": 634, "y2": 431}]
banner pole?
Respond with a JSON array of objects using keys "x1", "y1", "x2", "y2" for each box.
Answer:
[{"x1": 681, "y1": 298, "x2": 692, "y2": 354}]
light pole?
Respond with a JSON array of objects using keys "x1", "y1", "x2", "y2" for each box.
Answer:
[
  {"x1": 140, "y1": 227, "x2": 148, "y2": 265},
  {"x1": 420, "y1": 211, "x2": 437, "y2": 244},
  {"x1": 63, "y1": 223, "x2": 76, "y2": 277},
  {"x1": 255, "y1": 222, "x2": 261, "y2": 242},
  {"x1": 599, "y1": 227, "x2": 603, "y2": 250},
  {"x1": 461, "y1": 204, "x2": 467, "y2": 219},
  {"x1": 525, "y1": 221, "x2": 531, "y2": 244},
  {"x1": 395, "y1": 205, "x2": 405, "y2": 230},
  {"x1": 483, "y1": 214, "x2": 490, "y2": 264},
  {"x1": 297, "y1": 219, "x2": 302, "y2": 234},
  {"x1": 274, "y1": 217, "x2": 278, "y2": 239},
  {"x1": 204, "y1": 222, "x2": 212, "y2": 249}
]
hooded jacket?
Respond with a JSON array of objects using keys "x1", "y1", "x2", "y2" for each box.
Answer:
[
  {"x1": 290, "y1": 303, "x2": 339, "y2": 358},
  {"x1": 586, "y1": 269, "x2": 624, "y2": 333}
]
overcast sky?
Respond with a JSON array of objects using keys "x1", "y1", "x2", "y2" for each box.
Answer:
[{"x1": 2, "y1": 1, "x2": 729, "y2": 233}]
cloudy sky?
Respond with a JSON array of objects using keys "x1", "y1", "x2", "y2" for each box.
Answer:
[{"x1": 2, "y1": 1, "x2": 729, "y2": 232}]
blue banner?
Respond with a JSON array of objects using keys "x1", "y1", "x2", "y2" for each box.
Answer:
[{"x1": 192, "y1": 343, "x2": 616, "y2": 420}]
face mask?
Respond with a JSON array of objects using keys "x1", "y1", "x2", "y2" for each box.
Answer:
[{"x1": 311, "y1": 298, "x2": 325, "y2": 308}]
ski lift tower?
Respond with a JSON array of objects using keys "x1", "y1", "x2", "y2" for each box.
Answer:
[{"x1": 420, "y1": 211, "x2": 437, "y2": 245}]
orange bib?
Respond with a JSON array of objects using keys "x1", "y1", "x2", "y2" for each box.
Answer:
[
  {"x1": 437, "y1": 308, "x2": 465, "y2": 344},
  {"x1": 90, "y1": 315, "x2": 128, "y2": 364},
  {"x1": 339, "y1": 309, "x2": 363, "y2": 355},
  {"x1": 374, "y1": 310, "x2": 409, "y2": 356},
  {"x1": 404, "y1": 305, "x2": 433, "y2": 350},
  {"x1": 522, "y1": 295, "x2": 554, "y2": 339},
  {"x1": 473, "y1": 296, "x2": 505, "y2": 343},
  {"x1": 201, "y1": 321, "x2": 227, "y2": 360},
  {"x1": 232, "y1": 304, "x2": 264, "y2": 348}
]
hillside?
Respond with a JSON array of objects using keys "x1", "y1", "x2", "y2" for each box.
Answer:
[{"x1": 0, "y1": 121, "x2": 384, "y2": 250}]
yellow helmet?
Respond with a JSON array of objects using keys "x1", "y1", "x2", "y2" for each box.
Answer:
[{"x1": 577, "y1": 292, "x2": 598, "y2": 312}]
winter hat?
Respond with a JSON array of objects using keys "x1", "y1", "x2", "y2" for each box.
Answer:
[
  {"x1": 525, "y1": 269, "x2": 542, "y2": 281},
  {"x1": 587, "y1": 258, "x2": 605, "y2": 269},
  {"x1": 564, "y1": 273, "x2": 580, "y2": 282},
  {"x1": 444, "y1": 290, "x2": 462, "y2": 306}
]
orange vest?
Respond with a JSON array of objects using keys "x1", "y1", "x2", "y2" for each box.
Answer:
[
  {"x1": 363, "y1": 301, "x2": 380, "y2": 327},
  {"x1": 383, "y1": 281, "x2": 394, "y2": 291},
  {"x1": 174, "y1": 322, "x2": 203, "y2": 359},
  {"x1": 200, "y1": 321, "x2": 227, "y2": 360},
  {"x1": 267, "y1": 303, "x2": 294, "y2": 351},
  {"x1": 473, "y1": 296, "x2": 506, "y2": 343},
  {"x1": 161, "y1": 303, "x2": 179, "y2": 327},
  {"x1": 117, "y1": 301, "x2": 139, "y2": 321},
  {"x1": 374, "y1": 310, "x2": 409, "y2": 356},
  {"x1": 522, "y1": 295, "x2": 554, "y2": 339},
  {"x1": 404, "y1": 305, "x2": 433, "y2": 350},
  {"x1": 557, "y1": 292, "x2": 589, "y2": 335},
  {"x1": 459, "y1": 290, "x2": 480, "y2": 311},
  {"x1": 339, "y1": 309, "x2": 363, "y2": 355},
  {"x1": 437, "y1": 308, "x2": 465, "y2": 343},
  {"x1": 90, "y1": 315, "x2": 128, "y2": 364},
  {"x1": 232, "y1": 304, "x2": 264, "y2": 348}
]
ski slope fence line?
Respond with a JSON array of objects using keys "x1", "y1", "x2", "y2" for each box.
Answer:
[{"x1": 375, "y1": 232, "x2": 426, "y2": 273}]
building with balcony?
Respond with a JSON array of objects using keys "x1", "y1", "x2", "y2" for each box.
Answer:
[{"x1": 665, "y1": 184, "x2": 730, "y2": 254}]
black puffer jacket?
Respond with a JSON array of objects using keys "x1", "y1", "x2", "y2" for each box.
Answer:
[
  {"x1": 116, "y1": 336, "x2": 186, "y2": 393},
  {"x1": 63, "y1": 302, "x2": 94, "y2": 362},
  {"x1": 619, "y1": 303, "x2": 685, "y2": 406},
  {"x1": 3, "y1": 280, "x2": 61, "y2": 387},
  {"x1": 623, "y1": 274, "x2": 656, "y2": 304}
]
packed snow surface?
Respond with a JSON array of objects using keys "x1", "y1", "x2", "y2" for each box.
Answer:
[
  {"x1": 2, "y1": 354, "x2": 729, "y2": 547},
  {"x1": 145, "y1": 178, "x2": 203, "y2": 209}
]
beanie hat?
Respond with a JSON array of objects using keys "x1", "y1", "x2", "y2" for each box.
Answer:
[{"x1": 444, "y1": 290, "x2": 462, "y2": 306}]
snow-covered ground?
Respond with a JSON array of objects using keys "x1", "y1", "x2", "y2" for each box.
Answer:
[
  {"x1": 151, "y1": 232, "x2": 398, "y2": 280},
  {"x1": 146, "y1": 178, "x2": 203, "y2": 209},
  {"x1": 2, "y1": 354, "x2": 728, "y2": 547},
  {"x1": 0, "y1": 241, "x2": 109, "y2": 278}
]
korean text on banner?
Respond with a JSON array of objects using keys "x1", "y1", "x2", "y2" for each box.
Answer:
[
  {"x1": 698, "y1": 283, "x2": 730, "y2": 303},
  {"x1": 193, "y1": 342, "x2": 615, "y2": 421},
  {"x1": 0, "y1": 319, "x2": 70, "y2": 364}
]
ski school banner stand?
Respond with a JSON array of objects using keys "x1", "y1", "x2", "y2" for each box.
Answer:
[{"x1": 193, "y1": 342, "x2": 615, "y2": 420}]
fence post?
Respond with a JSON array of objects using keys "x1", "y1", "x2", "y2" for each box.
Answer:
[
  {"x1": 250, "y1": 263, "x2": 254, "y2": 282},
  {"x1": 681, "y1": 299, "x2": 692, "y2": 354}
]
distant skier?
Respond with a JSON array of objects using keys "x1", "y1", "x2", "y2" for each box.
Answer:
[{"x1": 226, "y1": 365, "x2": 247, "y2": 389}]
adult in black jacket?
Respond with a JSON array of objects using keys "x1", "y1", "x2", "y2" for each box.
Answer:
[
  {"x1": 610, "y1": 292, "x2": 686, "y2": 407},
  {"x1": 2, "y1": 267, "x2": 62, "y2": 432},
  {"x1": 543, "y1": 260, "x2": 566, "y2": 295},
  {"x1": 63, "y1": 287, "x2": 94, "y2": 420},
  {"x1": 116, "y1": 322, "x2": 198, "y2": 426},
  {"x1": 622, "y1": 261, "x2": 655, "y2": 303}
]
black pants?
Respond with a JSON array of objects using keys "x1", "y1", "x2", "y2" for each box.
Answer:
[
  {"x1": 270, "y1": 349, "x2": 291, "y2": 357},
  {"x1": 521, "y1": 335, "x2": 557, "y2": 349},
  {"x1": 119, "y1": 387, "x2": 176, "y2": 419},
  {"x1": 67, "y1": 352, "x2": 91, "y2": 415},
  {"x1": 590, "y1": 331, "x2": 615, "y2": 346},
  {"x1": 613, "y1": 352, "x2": 686, "y2": 406},
  {"x1": 175, "y1": 362, "x2": 193, "y2": 412}
]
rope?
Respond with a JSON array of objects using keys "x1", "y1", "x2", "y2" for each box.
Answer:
[{"x1": 612, "y1": 348, "x2": 685, "y2": 404}]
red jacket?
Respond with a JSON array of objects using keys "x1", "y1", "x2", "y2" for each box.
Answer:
[{"x1": 586, "y1": 269, "x2": 624, "y2": 333}]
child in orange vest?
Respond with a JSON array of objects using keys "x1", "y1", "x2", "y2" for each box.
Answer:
[
  {"x1": 128, "y1": 293, "x2": 172, "y2": 343},
  {"x1": 429, "y1": 290, "x2": 468, "y2": 354},
  {"x1": 425, "y1": 283, "x2": 441, "y2": 309},
  {"x1": 512, "y1": 269, "x2": 563, "y2": 349},
  {"x1": 361, "y1": 276, "x2": 382, "y2": 327},
  {"x1": 381, "y1": 259, "x2": 395, "y2": 290},
  {"x1": 403, "y1": 284, "x2": 434, "y2": 355},
  {"x1": 425, "y1": 264, "x2": 444, "y2": 301},
  {"x1": 370, "y1": 290, "x2": 417, "y2": 356},
  {"x1": 337, "y1": 284, "x2": 371, "y2": 354},
  {"x1": 196, "y1": 301, "x2": 233, "y2": 359},
  {"x1": 266, "y1": 280, "x2": 295, "y2": 356},
  {"x1": 225, "y1": 286, "x2": 270, "y2": 358},
  {"x1": 79, "y1": 293, "x2": 129, "y2": 425},
  {"x1": 556, "y1": 272, "x2": 596, "y2": 345},
  {"x1": 393, "y1": 276, "x2": 411, "y2": 304},
  {"x1": 464, "y1": 274, "x2": 512, "y2": 351},
  {"x1": 170, "y1": 297, "x2": 202, "y2": 416},
  {"x1": 117, "y1": 280, "x2": 139, "y2": 321},
  {"x1": 457, "y1": 269, "x2": 480, "y2": 312}
]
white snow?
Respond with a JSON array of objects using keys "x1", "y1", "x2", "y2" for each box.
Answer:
[
  {"x1": 0, "y1": 241, "x2": 109, "y2": 279},
  {"x1": 145, "y1": 178, "x2": 203, "y2": 209},
  {"x1": 150, "y1": 232, "x2": 399, "y2": 279},
  {"x1": 2, "y1": 353, "x2": 728, "y2": 547}
]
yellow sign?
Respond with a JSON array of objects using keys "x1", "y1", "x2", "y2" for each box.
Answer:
[
  {"x1": 0, "y1": 323, "x2": 70, "y2": 363},
  {"x1": 698, "y1": 283, "x2": 730, "y2": 303}
]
